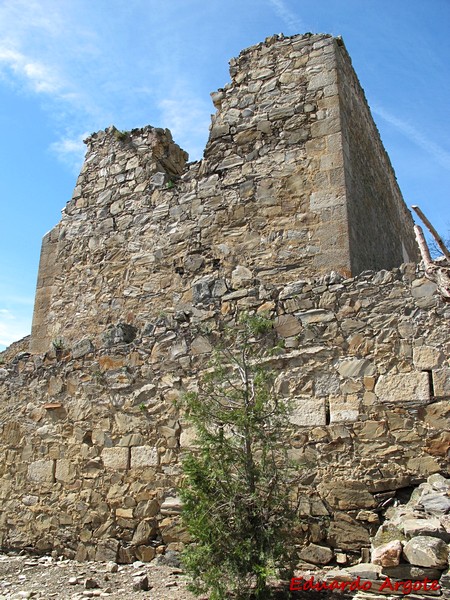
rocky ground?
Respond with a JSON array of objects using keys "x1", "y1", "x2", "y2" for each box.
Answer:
[
  {"x1": 5, "y1": 551, "x2": 447, "y2": 599},
  {"x1": 0, "y1": 552, "x2": 355, "y2": 600},
  {"x1": 0, "y1": 552, "x2": 202, "y2": 600}
]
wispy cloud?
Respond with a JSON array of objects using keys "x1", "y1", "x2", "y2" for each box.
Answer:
[
  {"x1": 158, "y1": 89, "x2": 211, "y2": 160},
  {"x1": 50, "y1": 132, "x2": 89, "y2": 173},
  {"x1": 267, "y1": 0, "x2": 305, "y2": 32},
  {"x1": 0, "y1": 308, "x2": 31, "y2": 349},
  {"x1": 373, "y1": 105, "x2": 450, "y2": 172},
  {"x1": 0, "y1": 47, "x2": 65, "y2": 94},
  {"x1": 0, "y1": 0, "x2": 211, "y2": 165}
]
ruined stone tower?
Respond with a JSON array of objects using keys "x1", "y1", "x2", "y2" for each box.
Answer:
[
  {"x1": 1, "y1": 34, "x2": 448, "y2": 568},
  {"x1": 30, "y1": 33, "x2": 417, "y2": 354}
]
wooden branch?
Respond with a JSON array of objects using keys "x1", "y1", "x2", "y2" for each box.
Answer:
[
  {"x1": 414, "y1": 225, "x2": 433, "y2": 269},
  {"x1": 412, "y1": 205, "x2": 450, "y2": 261}
]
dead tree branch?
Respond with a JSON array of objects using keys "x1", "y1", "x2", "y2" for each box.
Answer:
[
  {"x1": 412, "y1": 207, "x2": 450, "y2": 302},
  {"x1": 412, "y1": 205, "x2": 450, "y2": 261}
]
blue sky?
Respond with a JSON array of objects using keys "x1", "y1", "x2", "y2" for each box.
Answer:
[{"x1": 0, "y1": 0, "x2": 449, "y2": 350}]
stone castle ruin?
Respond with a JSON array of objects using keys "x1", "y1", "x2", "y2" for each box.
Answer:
[{"x1": 1, "y1": 34, "x2": 449, "y2": 579}]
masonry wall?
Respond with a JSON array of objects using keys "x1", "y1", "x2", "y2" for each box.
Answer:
[
  {"x1": 1, "y1": 266, "x2": 449, "y2": 564},
  {"x1": 30, "y1": 34, "x2": 418, "y2": 354},
  {"x1": 5, "y1": 33, "x2": 440, "y2": 567},
  {"x1": 335, "y1": 42, "x2": 417, "y2": 273}
]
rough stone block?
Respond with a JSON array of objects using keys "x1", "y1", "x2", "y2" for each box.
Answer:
[
  {"x1": 130, "y1": 446, "x2": 158, "y2": 468},
  {"x1": 425, "y1": 431, "x2": 450, "y2": 457},
  {"x1": 375, "y1": 372, "x2": 429, "y2": 402},
  {"x1": 94, "y1": 539, "x2": 119, "y2": 562},
  {"x1": 329, "y1": 396, "x2": 359, "y2": 422},
  {"x1": 433, "y1": 368, "x2": 450, "y2": 396},
  {"x1": 382, "y1": 565, "x2": 443, "y2": 581},
  {"x1": 412, "y1": 346, "x2": 443, "y2": 370},
  {"x1": 274, "y1": 314, "x2": 302, "y2": 337},
  {"x1": 403, "y1": 536, "x2": 449, "y2": 568},
  {"x1": 72, "y1": 338, "x2": 94, "y2": 359},
  {"x1": 318, "y1": 481, "x2": 375, "y2": 510},
  {"x1": 116, "y1": 508, "x2": 133, "y2": 519},
  {"x1": 27, "y1": 460, "x2": 54, "y2": 484},
  {"x1": 131, "y1": 519, "x2": 156, "y2": 545},
  {"x1": 310, "y1": 191, "x2": 345, "y2": 210},
  {"x1": 297, "y1": 309, "x2": 335, "y2": 325},
  {"x1": 327, "y1": 513, "x2": 370, "y2": 550},
  {"x1": 290, "y1": 397, "x2": 326, "y2": 426},
  {"x1": 411, "y1": 278, "x2": 437, "y2": 298},
  {"x1": 190, "y1": 336, "x2": 212, "y2": 355},
  {"x1": 314, "y1": 373, "x2": 340, "y2": 397},
  {"x1": 135, "y1": 545, "x2": 156, "y2": 562},
  {"x1": 101, "y1": 447, "x2": 129, "y2": 470},
  {"x1": 160, "y1": 496, "x2": 183, "y2": 515},
  {"x1": 401, "y1": 517, "x2": 446, "y2": 539},
  {"x1": 337, "y1": 358, "x2": 375, "y2": 378},
  {"x1": 307, "y1": 69, "x2": 337, "y2": 91},
  {"x1": 179, "y1": 425, "x2": 197, "y2": 449},
  {"x1": 118, "y1": 433, "x2": 145, "y2": 447},
  {"x1": 159, "y1": 516, "x2": 191, "y2": 544},
  {"x1": 406, "y1": 456, "x2": 440, "y2": 476},
  {"x1": 299, "y1": 543, "x2": 333, "y2": 565},
  {"x1": 55, "y1": 459, "x2": 76, "y2": 483},
  {"x1": 372, "y1": 540, "x2": 403, "y2": 567}
]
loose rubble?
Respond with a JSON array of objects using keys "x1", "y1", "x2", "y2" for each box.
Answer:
[
  {"x1": 0, "y1": 554, "x2": 198, "y2": 600},
  {"x1": 320, "y1": 474, "x2": 450, "y2": 598}
]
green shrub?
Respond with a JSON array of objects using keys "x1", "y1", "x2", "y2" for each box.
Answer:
[{"x1": 180, "y1": 314, "x2": 299, "y2": 599}]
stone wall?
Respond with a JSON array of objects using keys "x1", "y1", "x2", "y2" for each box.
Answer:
[
  {"x1": 1, "y1": 265, "x2": 449, "y2": 565},
  {"x1": 3, "y1": 32, "x2": 444, "y2": 569},
  {"x1": 335, "y1": 42, "x2": 418, "y2": 274},
  {"x1": 30, "y1": 33, "x2": 418, "y2": 354}
]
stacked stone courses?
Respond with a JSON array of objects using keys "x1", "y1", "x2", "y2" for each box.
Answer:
[
  {"x1": 30, "y1": 33, "x2": 417, "y2": 353},
  {"x1": 1, "y1": 33, "x2": 448, "y2": 569},
  {"x1": 1, "y1": 265, "x2": 449, "y2": 564}
]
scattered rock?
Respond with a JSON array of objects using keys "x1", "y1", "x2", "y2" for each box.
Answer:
[
  {"x1": 132, "y1": 575, "x2": 150, "y2": 591},
  {"x1": 299, "y1": 543, "x2": 334, "y2": 565},
  {"x1": 84, "y1": 578, "x2": 100, "y2": 589},
  {"x1": 327, "y1": 513, "x2": 371, "y2": 550},
  {"x1": 345, "y1": 562, "x2": 381, "y2": 580},
  {"x1": 72, "y1": 338, "x2": 94, "y2": 359},
  {"x1": 102, "y1": 323, "x2": 137, "y2": 346},
  {"x1": 372, "y1": 540, "x2": 403, "y2": 567},
  {"x1": 382, "y1": 564, "x2": 443, "y2": 581}
]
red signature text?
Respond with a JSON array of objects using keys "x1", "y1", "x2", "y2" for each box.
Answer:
[{"x1": 290, "y1": 575, "x2": 441, "y2": 595}]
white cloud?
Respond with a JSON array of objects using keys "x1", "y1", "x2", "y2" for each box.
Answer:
[
  {"x1": 0, "y1": 308, "x2": 31, "y2": 349},
  {"x1": 50, "y1": 132, "x2": 89, "y2": 174},
  {"x1": 373, "y1": 105, "x2": 450, "y2": 172},
  {"x1": 158, "y1": 92, "x2": 211, "y2": 161},
  {"x1": 267, "y1": 0, "x2": 305, "y2": 32},
  {"x1": 0, "y1": 1, "x2": 212, "y2": 166},
  {"x1": 0, "y1": 2, "x2": 110, "y2": 165},
  {"x1": 0, "y1": 46, "x2": 65, "y2": 94}
]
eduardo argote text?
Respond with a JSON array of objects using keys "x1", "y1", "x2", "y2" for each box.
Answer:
[{"x1": 290, "y1": 575, "x2": 441, "y2": 595}]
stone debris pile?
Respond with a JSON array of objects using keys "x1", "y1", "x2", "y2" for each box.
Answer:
[{"x1": 323, "y1": 474, "x2": 450, "y2": 599}]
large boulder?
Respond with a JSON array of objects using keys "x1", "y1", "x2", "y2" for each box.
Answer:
[{"x1": 403, "y1": 536, "x2": 449, "y2": 569}]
